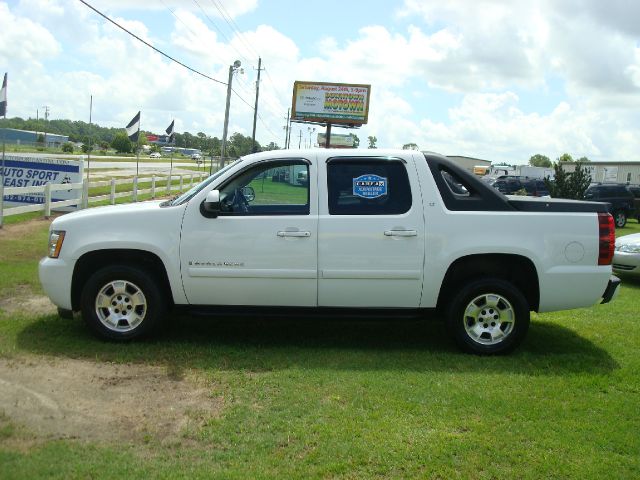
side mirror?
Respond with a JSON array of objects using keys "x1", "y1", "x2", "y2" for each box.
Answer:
[
  {"x1": 240, "y1": 185, "x2": 255, "y2": 202},
  {"x1": 202, "y1": 190, "x2": 221, "y2": 218}
]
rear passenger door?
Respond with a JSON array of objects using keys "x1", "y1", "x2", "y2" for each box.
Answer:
[{"x1": 317, "y1": 156, "x2": 425, "y2": 308}]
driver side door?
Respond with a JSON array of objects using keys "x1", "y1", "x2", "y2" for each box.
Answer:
[{"x1": 179, "y1": 158, "x2": 318, "y2": 306}]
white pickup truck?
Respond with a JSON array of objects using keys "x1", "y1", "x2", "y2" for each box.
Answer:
[{"x1": 39, "y1": 149, "x2": 620, "y2": 354}]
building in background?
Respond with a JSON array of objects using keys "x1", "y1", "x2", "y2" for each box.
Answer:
[
  {"x1": 0, "y1": 128, "x2": 69, "y2": 147},
  {"x1": 447, "y1": 155, "x2": 492, "y2": 174},
  {"x1": 560, "y1": 161, "x2": 640, "y2": 184}
]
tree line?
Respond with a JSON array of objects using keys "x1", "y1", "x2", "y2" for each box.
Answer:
[{"x1": 0, "y1": 117, "x2": 280, "y2": 157}]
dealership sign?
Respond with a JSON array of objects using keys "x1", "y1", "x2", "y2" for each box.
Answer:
[
  {"x1": 1, "y1": 155, "x2": 83, "y2": 207},
  {"x1": 292, "y1": 81, "x2": 371, "y2": 125}
]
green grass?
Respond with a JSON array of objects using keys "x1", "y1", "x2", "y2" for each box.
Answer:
[
  {"x1": 0, "y1": 221, "x2": 639, "y2": 479},
  {"x1": 248, "y1": 177, "x2": 308, "y2": 204}
]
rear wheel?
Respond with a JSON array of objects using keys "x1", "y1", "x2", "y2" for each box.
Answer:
[
  {"x1": 446, "y1": 278, "x2": 530, "y2": 355},
  {"x1": 81, "y1": 265, "x2": 166, "y2": 341}
]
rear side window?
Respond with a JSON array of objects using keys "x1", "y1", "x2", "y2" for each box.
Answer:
[{"x1": 327, "y1": 159, "x2": 411, "y2": 215}]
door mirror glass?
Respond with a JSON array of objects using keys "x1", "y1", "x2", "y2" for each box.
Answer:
[{"x1": 240, "y1": 185, "x2": 255, "y2": 202}]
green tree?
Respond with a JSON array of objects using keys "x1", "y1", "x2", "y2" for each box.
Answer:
[
  {"x1": 402, "y1": 143, "x2": 419, "y2": 151},
  {"x1": 544, "y1": 162, "x2": 591, "y2": 200},
  {"x1": 263, "y1": 141, "x2": 280, "y2": 151},
  {"x1": 576, "y1": 156, "x2": 591, "y2": 162},
  {"x1": 61, "y1": 142, "x2": 74, "y2": 153},
  {"x1": 557, "y1": 153, "x2": 574, "y2": 163},
  {"x1": 368, "y1": 135, "x2": 377, "y2": 149},
  {"x1": 529, "y1": 154, "x2": 551, "y2": 167},
  {"x1": 111, "y1": 132, "x2": 132, "y2": 154},
  {"x1": 349, "y1": 133, "x2": 360, "y2": 148}
]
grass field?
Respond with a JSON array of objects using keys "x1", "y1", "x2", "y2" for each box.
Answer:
[{"x1": 0, "y1": 218, "x2": 638, "y2": 479}]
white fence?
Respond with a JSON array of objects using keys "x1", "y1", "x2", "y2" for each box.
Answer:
[{"x1": 0, "y1": 172, "x2": 205, "y2": 225}]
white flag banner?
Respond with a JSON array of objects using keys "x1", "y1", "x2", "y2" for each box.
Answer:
[
  {"x1": 125, "y1": 111, "x2": 140, "y2": 141},
  {"x1": 0, "y1": 73, "x2": 7, "y2": 117}
]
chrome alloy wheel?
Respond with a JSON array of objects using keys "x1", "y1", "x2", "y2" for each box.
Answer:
[
  {"x1": 463, "y1": 293, "x2": 515, "y2": 345},
  {"x1": 95, "y1": 280, "x2": 147, "y2": 332}
]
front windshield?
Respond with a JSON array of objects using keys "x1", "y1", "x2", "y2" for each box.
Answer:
[{"x1": 165, "y1": 159, "x2": 243, "y2": 206}]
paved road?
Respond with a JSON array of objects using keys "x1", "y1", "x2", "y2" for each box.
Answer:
[{"x1": 5, "y1": 152, "x2": 215, "y2": 176}]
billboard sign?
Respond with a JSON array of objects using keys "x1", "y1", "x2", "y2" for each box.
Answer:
[
  {"x1": 316, "y1": 133, "x2": 356, "y2": 148},
  {"x1": 1, "y1": 155, "x2": 83, "y2": 208},
  {"x1": 292, "y1": 81, "x2": 371, "y2": 125}
]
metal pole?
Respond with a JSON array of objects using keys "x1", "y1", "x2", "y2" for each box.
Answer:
[
  {"x1": 135, "y1": 117, "x2": 141, "y2": 176},
  {"x1": 87, "y1": 95, "x2": 92, "y2": 183},
  {"x1": 251, "y1": 57, "x2": 262, "y2": 153},
  {"x1": 284, "y1": 108, "x2": 290, "y2": 149},
  {"x1": 325, "y1": 123, "x2": 331, "y2": 148},
  {"x1": 220, "y1": 64, "x2": 234, "y2": 169}
]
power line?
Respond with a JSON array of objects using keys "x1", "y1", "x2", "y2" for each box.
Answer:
[
  {"x1": 162, "y1": 0, "x2": 199, "y2": 39},
  {"x1": 78, "y1": 0, "x2": 226, "y2": 86},
  {"x1": 208, "y1": 0, "x2": 259, "y2": 60},
  {"x1": 191, "y1": 0, "x2": 251, "y2": 66}
]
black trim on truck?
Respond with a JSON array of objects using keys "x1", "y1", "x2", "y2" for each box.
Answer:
[
  {"x1": 508, "y1": 197, "x2": 610, "y2": 213},
  {"x1": 424, "y1": 153, "x2": 515, "y2": 211},
  {"x1": 601, "y1": 275, "x2": 621, "y2": 304}
]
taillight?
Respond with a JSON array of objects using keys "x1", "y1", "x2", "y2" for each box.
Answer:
[{"x1": 597, "y1": 213, "x2": 615, "y2": 265}]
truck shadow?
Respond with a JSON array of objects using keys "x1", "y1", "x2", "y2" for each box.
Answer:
[{"x1": 15, "y1": 314, "x2": 618, "y2": 375}]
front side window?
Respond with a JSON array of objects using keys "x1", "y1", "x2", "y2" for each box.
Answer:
[
  {"x1": 218, "y1": 160, "x2": 310, "y2": 215},
  {"x1": 327, "y1": 159, "x2": 411, "y2": 215}
]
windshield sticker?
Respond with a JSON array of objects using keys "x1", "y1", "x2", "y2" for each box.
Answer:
[{"x1": 353, "y1": 174, "x2": 388, "y2": 199}]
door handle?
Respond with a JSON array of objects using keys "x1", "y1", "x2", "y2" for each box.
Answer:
[
  {"x1": 384, "y1": 230, "x2": 417, "y2": 237},
  {"x1": 277, "y1": 231, "x2": 311, "y2": 238}
]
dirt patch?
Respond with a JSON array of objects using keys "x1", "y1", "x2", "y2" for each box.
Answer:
[
  {"x1": 0, "y1": 216, "x2": 54, "y2": 240},
  {"x1": 0, "y1": 356, "x2": 222, "y2": 444},
  {"x1": 0, "y1": 288, "x2": 56, "y2": 317}
]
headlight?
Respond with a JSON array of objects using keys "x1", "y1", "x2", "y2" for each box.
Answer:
[
  {"x1": 615, "y1": 243, "x2": 640, "y2": 253},
  {"x1": 48, "y1": 230, "x2": 66, "y2": 258}
]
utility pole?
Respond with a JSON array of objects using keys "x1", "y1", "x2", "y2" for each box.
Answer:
[
  {"x1": 87, "y1": 95, "x2": 92, "y2": 182},
  {"x1": 251, "y1": 57, "x2": 263, "y2": 153},
  {"x1": 283, "y1": 108, "x2": 290, "y2": 148},
  {"x1": 220, "y1": 60, "x2": 241, "y2": 170},
  {"x1": 42, "y1": 105, "x2": 49, "y2": 147}
]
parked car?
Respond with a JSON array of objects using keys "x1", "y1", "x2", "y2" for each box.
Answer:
[
  {"x1": 149, "y1": 152, "x2": 161, "y2": 158},
  {"x1": 613, "y1": 233, "x2": 640, "y2": 276},
  {"x1": 584, "y1": 183, "x2": 634, "y2": 228},
  {"x1": 626, "y1": 185, "x2": 640, "y2": 222},
  {"x1": 484, "y1": 176, "x2": 550, "y2": 197}
]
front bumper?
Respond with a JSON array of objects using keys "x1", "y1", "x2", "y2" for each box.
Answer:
[
  {"x1": 601, "y1": 275, "x2": 621, "y2": 304},
  {"x1": 39, "y1": 257, "x2": 74, "y2": 310}
]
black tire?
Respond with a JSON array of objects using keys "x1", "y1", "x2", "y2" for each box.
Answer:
[
  {"x1": 80, "y1": 264, "x2": 166, "y2": 341},
  {"x1": 613, "y1": 210, "x2": 627, "y2": 228},
  {"x1": 446, "y1": 278, "x2": 530, "y2": 355}
]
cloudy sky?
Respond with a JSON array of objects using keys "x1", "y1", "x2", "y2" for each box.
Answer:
[{"x1": 1, "y1": 0, "x2": 639, "y2": 163}]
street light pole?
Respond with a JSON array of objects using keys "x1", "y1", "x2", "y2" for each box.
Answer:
[{"x1": 220, "y1": 60, "x2": 241, "y2": 169}]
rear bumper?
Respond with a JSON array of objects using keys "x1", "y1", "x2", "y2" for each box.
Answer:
[{"x1": 601, "y1": 275, "x2": 621, "y2": 304}]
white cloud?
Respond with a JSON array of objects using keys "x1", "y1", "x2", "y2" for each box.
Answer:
[
  {"x1": 82, "y1": 0, "x2": 258, "y2": 19},
  {"x1": 0, "y1": 2, "x2": 61, "y2": 66}
]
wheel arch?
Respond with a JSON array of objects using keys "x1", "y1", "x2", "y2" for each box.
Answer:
[
  {"x1": 71, "y1": 249, "x2": 173, "y2": 311},
  {"x1": 437, "y1": 253, "x2": 539, "y2": 313}
]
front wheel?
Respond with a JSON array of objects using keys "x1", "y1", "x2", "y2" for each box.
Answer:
[
  {"x1": 81, "y1": 265, "x2": 166, "y2": 341},
  {"x1": 446, "y1": 278, "x2": 530, "y2": 355}
]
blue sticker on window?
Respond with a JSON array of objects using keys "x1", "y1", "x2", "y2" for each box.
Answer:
[{"x1": 353, "y1": 174, "x2": 388, "y2": 199}]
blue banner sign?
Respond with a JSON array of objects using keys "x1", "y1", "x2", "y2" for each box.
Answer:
[{"x1": 353, "y1": 174, "x2": 388, "y2": 199}]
